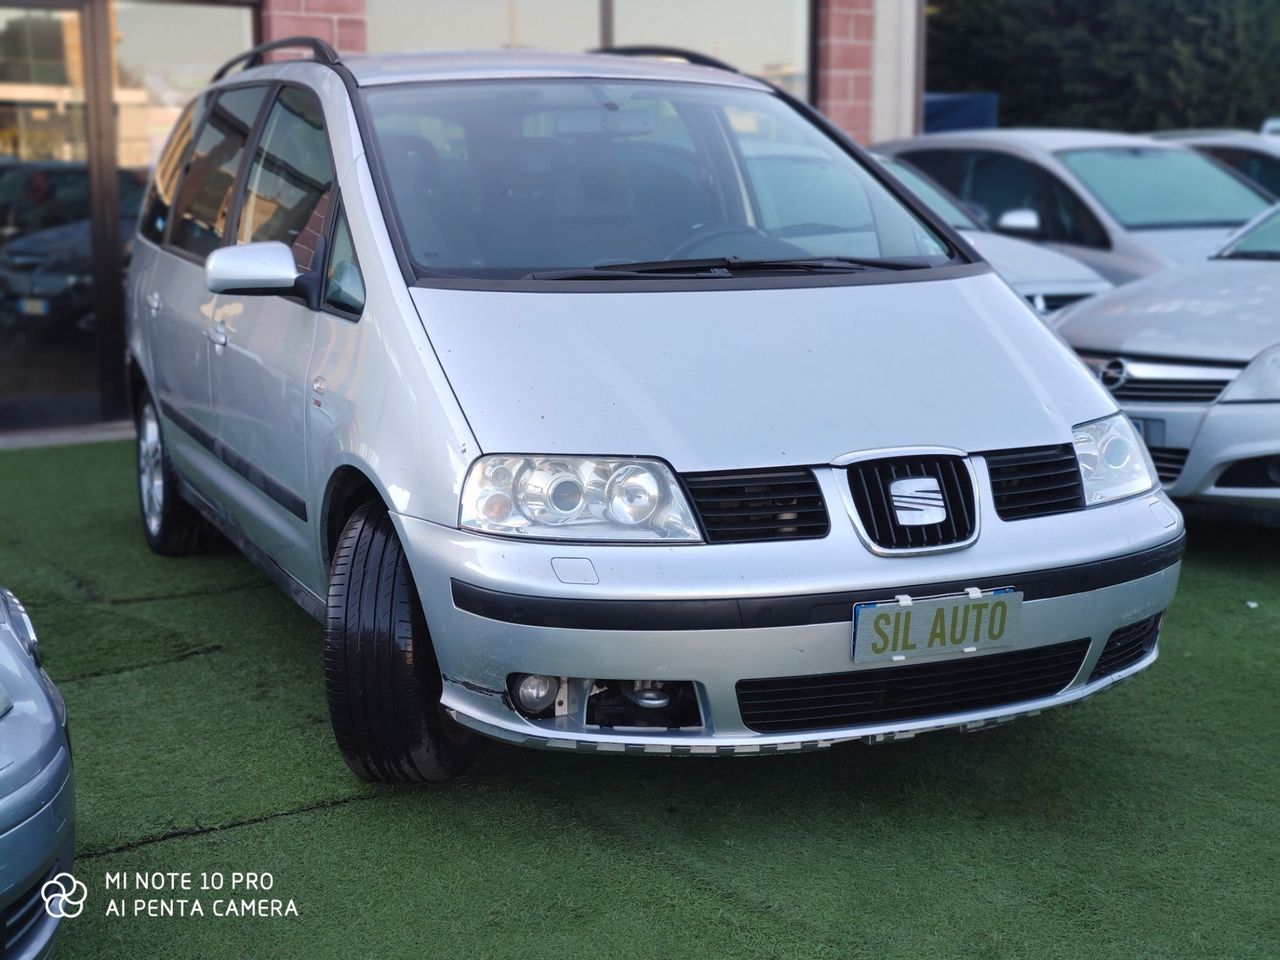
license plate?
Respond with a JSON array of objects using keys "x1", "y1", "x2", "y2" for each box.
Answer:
[
  {"x1": 20, "y1": 297, "x2": 49, "y2": 317},
  {"x1": 1131, "y1": 418, "x2": 1146, "y2": 438},
  {"x1": 853, "y1": 588, "x2": 1023, "y2": 664}
]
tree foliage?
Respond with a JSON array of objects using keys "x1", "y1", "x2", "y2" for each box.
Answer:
[{"x1": 926, "y1": 0, "x2": 1280, "y2": 130}]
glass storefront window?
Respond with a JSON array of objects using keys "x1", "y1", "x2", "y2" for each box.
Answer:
[
  {"x1": 367, "y1": 0, "x2": 601, "y2": 56},
  {"x1": 613, "y1": 0, "x2": 810, "y2": 99},
  {"x1": 0, "y1": 1, "x2": 253, "y2": 430}
]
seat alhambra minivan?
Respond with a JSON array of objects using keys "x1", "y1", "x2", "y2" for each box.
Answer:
[{"x1": 125, "y1": 40, "x2": 1185, "y2": 782}]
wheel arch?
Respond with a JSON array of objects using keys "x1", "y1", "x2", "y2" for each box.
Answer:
[{"x1": 320, "y1": 465, "x2": 385, "y2": 570}]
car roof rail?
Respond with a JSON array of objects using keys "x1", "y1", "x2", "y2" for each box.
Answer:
[
  {"x1": 591, "y1": 45, "x2": 739, "y2": 74},
  {"x1": 212, "y1": 36, "x2": 340, "y2": 82}
]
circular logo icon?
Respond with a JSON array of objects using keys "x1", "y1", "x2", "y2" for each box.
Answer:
[
  {"x1": 1099, "y1": 358, "x2": 1129, "y2": 391},
  {"x1": 41, "y1": 873, "x2": 88, "y2": 920}
]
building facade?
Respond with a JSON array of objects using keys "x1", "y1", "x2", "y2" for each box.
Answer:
[{"x1": 0, "y1": 0, "x2": 923, "y2": 430}]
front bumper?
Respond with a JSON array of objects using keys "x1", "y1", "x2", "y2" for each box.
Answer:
[
  {"x1": 1130, "y1": 400, "x2": 1280, "y2": 510},
  {"x1": 394, "y1": 482, "x2": 1183, "y2": 752},
  {"x1": 0, "y1": 746, "x2": 75, "y2": 960}
]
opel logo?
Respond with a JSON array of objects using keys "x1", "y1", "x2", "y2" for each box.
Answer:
[{"x1": 1099, "y1": 358, "x2": 1129, "y2": 391}]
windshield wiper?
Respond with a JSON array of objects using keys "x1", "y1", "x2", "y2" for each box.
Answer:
[
  {"x1": 524, "y1": 255, "x2": 934, "y2": 280},
  {"x1": 1215, "y1": 250, "x2": 1280, "y2": 261}
]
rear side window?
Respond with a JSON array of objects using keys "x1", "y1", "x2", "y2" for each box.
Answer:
[
  {"x1": 169, "y1": 85, "x2": 267, "y2": 259},
  {"x1": 140, "y1": 100, "x2": 196, "y2": 244},
  {"x1": 237, "y1": 86, "x2": 335, "y2": 271}
]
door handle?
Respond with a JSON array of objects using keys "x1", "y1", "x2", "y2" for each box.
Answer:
[
  {"x1": 208, "y1": 323, "x2": 228, "y2": 348},
  {"x1": 145, "y1": 291, "x2": 161, "y2": 316}
]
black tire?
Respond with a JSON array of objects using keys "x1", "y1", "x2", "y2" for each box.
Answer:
[
  {"x1": 135, "y1": 391, "x2": 221, "y2": 556},
  {"x1": 324, "y1": 501, "x2": 480, "y2": 783}
]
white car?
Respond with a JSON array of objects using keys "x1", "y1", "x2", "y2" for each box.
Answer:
[
  {"x1": 1055, "y1": 205, "x2": 1280, "y2": 522},
  {"x1": 876, "y1": 129, "x2": 1273, "y2": 284},
  {"x1": 878, "y1": 155, "x2": 1111, "y2": 314}
]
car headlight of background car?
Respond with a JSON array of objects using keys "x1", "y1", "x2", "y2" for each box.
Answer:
[
  {"x1": 1073, "y1": 414, "x2": 1157, "y2": 505},
  {"x1": 1221, "y1": 343, "x2": 1280, "y2": 402},
  {"x1": 460, "y1": 456, "x2": 702, "y2": 541}
]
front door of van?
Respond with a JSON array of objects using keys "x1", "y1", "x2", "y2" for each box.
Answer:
[
  {"x1": 211, "y1": 86, "x2": 336, "y2": 580},
  {"x1": 152, "y1": 85, "x2": 267, "y2": 492}
]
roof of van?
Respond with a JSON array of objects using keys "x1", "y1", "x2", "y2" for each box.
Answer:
[{"x1": 339, "y1": 49, "x2": 769, "y2": 91}]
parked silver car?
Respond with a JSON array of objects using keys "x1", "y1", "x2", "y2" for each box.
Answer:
[
  {"x1": 1148, "y1": 129, "x2": 1280, "y2": 196},
  {"x1": 1056, "y1": 205, "x2": 1280, "y2": 520},
  {"x1": 125, "y1": 41, "x2": 1184, "y2": 782},
  {"x1": 877, "y1": 155, "x2": 1111, "y2": 314},
  {"x1": 0, "y1": 590, "x2": 74, "y2": 960},
  {"x1": 876, "y1": 129, "x2": 1273, "y2": 284}
]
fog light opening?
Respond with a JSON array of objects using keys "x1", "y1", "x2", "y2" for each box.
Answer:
[{"x1": 508, "y1": 673, "x2": 561, "y2": 718}]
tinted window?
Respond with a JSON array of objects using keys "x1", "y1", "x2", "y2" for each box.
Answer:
[
  {"x1": 169, "y1": 85, "x2": 267, "y2": 258},
  {"x1": 1059, "y1": 147, "x2": 1269, "y2": 229},
  {"x1": 237, "y1": 86, "x2": 335, "y2": 271},
  {"x1": 324, "y1": 210, "x2": 365, "y2": 314},
  {"x1": 903, "y1": 148, "x2": 1108, "y2": 248},
  {"x1": 366, "y1": 80, "x2": 951, "y2": 279},
  {"x1": 1199, "y1": 146, "x2": 1280, "y2": 196},
  {"x1": 140, "y1": 99, "x2": 196, "y2": 244}
]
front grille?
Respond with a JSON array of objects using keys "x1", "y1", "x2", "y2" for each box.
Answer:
[
  {"x1": 1089, "y1": 615, "x2": 1160, "y2": 681},
  {"x1": 736, "y1": 638, "x2": 1091, "y2": 733},
  {"x1": 1111, "y1": 378, "x2": 1229, "y2": 404},
  {"x1": 1216, "y1": 455, "x2": 1280, "y2": 488},
  {"x1": 1147, "y1": 446, "x2": 1190, "y2": 484},
  {"x1": 5, "y1": 866, "x2": 54, "y2": 954},
  {"x1": 683, "y1": 468, "x2": 829, "y2": 544},
  {"x1": 984, "y1": 444, "x2": 1086, "y2": 520},
  {"x1": 846, "y1": 456, "x2": 975, "y2": 550}
]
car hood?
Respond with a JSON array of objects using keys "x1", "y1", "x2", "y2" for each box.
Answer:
[
  {"x1": 1055, "y1": 259, "x2": 1280, "y2": 363},
  {"x1": 410, "y1": 272, "x2": 1114, "y2": 472},
  {"x1": 1131, "y1": 226, "x2": 1240, "y2": 265},
  {"x1": 962, "y1": 230, "x2": 1109, "y2": 292}
]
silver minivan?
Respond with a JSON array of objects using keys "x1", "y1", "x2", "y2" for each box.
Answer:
[{"x1": 126, "y1": 41, "x2": 1185, "y2": 782}]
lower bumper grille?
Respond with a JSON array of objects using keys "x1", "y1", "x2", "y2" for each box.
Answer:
[
  {"x1": 1089, "y1": 615, "x2": 1160, "y2": 681},
  {"x1": 736, "y1": 638, "x2": 1090, "y2": 733},
  {"x1": 1148, "y1": 447, "x2": 1190, "y2": 484},
  {"x1": 5, "y1": 865, "x2": 54, "y2": 954}
]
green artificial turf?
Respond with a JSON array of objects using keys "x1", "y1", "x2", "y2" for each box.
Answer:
[{"x1": 0, "y1": 440, "x2": 1276, "y2": 959}]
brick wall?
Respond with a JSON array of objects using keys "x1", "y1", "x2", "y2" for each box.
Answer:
[
  {"x1": 815, "y1": 0, "x2": 875, "y2": 143},
  {"x1": 260, "y1": 0, "x2": 368, "y2": 56}
]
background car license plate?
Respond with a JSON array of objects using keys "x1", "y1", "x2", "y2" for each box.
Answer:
[
  {"x1": 20, "y1": 297, "x2": 49, "y2": 317},
  {"x1": 853, "y1": 588, "x2": 1023, "y2": 664}
]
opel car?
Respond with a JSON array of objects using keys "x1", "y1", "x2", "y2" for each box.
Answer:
[
  {"x1": 1057, "y1": 204, "x2": 1280, "y2": 523},
  {"x1": 125, "y1": 41, "x2": 1185, "y2": 782}
]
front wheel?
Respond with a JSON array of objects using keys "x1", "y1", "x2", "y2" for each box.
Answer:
[
  {"x1": 136, "y1": 393, "x2": 220, "y2": 556},
  {"x1": 323, "y1": 502, "x2": 480, "y2": 783}
]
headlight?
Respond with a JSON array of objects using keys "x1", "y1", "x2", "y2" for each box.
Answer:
[
  {"x1": 1073, "y1": 414, "x2": 1156, "y2": 505},
  {"x1": 0, "y1": 589, "x2": 39, "y2": 666},
  {"x1": 1221, "y1": 344, "x2": 1280, "y2": 402},
  {"x1": 460, "y1": 456, "x2": 701, "y2": 541}
]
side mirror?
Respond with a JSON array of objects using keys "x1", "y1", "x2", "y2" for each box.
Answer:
[
  {"x1": 996, "y1": 208, "x2": 1042, "y2": 237},
  {"x1": 205, "y1": 241, "x2": 301, "y2": 296}
]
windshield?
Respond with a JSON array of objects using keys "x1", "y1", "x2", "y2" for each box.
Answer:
[
  {"x1": 1218, "y1": 206, "x2": 1280, "y2": 259},
  {"x1": 1058, "y1": 147, "x2": 1269, "y2": 230},
  {"x1": 880, "y1": 157, "x2": 978, "y2": 231},
  {"x1": 364, "y1": 80, "x2": 952, "y2": 279}
]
